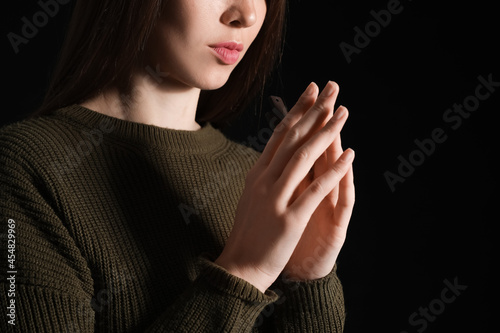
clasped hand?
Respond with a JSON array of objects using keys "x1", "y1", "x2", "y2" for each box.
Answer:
[{"x1": 216, "y1": 81, "x2": 355, "y2": 293}]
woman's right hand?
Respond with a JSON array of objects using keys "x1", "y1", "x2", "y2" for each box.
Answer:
[{"x1": 215, "y1": 81, "x2": 354, "y2": 293}]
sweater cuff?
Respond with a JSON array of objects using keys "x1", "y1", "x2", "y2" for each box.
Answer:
[
  {"x1": 197, "y1": 254, "x2": 279, "y2": 302},
  {"x1": 146, "y1": 255, "x2": 279, "y2": 332},
  {"x1": 271, "y1": 265, "x2": 346, "y2": 332}
]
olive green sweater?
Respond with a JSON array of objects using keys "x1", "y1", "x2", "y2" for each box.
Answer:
[{"x1": 0, "y1": 105, "x2": 345, "y2": 332}]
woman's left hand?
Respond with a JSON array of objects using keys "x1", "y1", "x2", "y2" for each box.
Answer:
[{"x1": 282, "y1": 103, "x2": 355, "y2": 282}]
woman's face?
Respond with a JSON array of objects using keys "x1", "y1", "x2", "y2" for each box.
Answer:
[{"x1": 146, "y1": 0, "x2": 267, "y2": 90}]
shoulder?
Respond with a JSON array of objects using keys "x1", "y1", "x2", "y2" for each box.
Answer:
[
  {"x1": 0, "y1": 113, "x2": 64, "y2": 160},
  {"x1": 1, "y1": 115, "x2": 50, "y2": 161},
  {"x1": 0, "y1": 111, "x2": 84, "y2": 182},
  {"x1": 0, "y1": 106, "x2": 114, "y2": 156}
]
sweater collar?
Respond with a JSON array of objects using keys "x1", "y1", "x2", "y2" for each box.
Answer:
[{"x1": 53, "y1": 104, "x2": 229, "y2": 154}]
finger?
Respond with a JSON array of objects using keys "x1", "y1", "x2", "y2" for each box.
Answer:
[
  {"x1": 312, "y1": 149, "x2": 329, "y2": 179},
  {"x1": 311, "y1": 106, "x2": 341, "y2": 179},
  {"x1": 337, "y1": 164, "x2": 355, "y2": 211},
  {"x1": 325, "y1": 141, "x2": 340, "y2": 206},
  {"x1": 331, "y1": 164, "x2": 355, "y2": 239},
  {"x1": 256, "y1": 82, "x2": 318, "y2": 168},
  {"x1": 329, "y1": 108, "x2": 346, "y2": 164},
  {"x1": 297, "y1": 106, "x2": 345, "y2": 185},
  {"x1": 267, "y1": 81, "x2": 340, "y2": 179},
  {"x1": 288, "y1": 149, "x2": 355, "y2": 221},
  {"x1": 327, "y1": 109, "x2": 346, "y2": 204},
  {"x1": 275, "y1": 107, "x2": 349, "y2": 202}
]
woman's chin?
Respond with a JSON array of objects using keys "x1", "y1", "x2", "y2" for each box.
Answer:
[
  {"x1": 194, "y1": 68, "x2": 236, "y2": 90},
  {"x1": 198, "y1": 78, "x2": 231, "y2": 91},
  {"x1": 167, "y1": 66, "x2": 234, "y2": 91}
]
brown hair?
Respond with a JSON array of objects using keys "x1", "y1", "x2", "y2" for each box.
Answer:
[{"x1": 32, "y1": 0, "x2": 287, "y2": 127}]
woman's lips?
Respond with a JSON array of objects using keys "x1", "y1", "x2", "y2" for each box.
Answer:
[{"x1": 209, "y1": 42, "x2": 244, "y2": 65}]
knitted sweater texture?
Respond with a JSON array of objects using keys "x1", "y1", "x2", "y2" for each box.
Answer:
[{"x1": 0, "y1": 105, "x2": 345, "y2": 332}]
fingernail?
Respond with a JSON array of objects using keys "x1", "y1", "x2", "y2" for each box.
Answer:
[
  {"x1": 323, "y1": 81, "x2": 335, "y2": 97},
  {"x1": 333, "y1": 106, "x2": 347, "y2": 120},
  {"x1": 341, "y1": 149, "x2": 355, "y2": 162},
  {"x1": 304, "y1": 82, "x2": 316, "y2": 95}
]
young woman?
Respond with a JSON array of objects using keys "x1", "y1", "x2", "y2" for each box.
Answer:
[{"x1": 1, "y1": 0, "x2": 355, "y2": 331}]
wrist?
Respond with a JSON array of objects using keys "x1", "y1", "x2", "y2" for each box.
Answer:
[{"x1": 215, "y1": 256, "x2": 269, "y2": 293}]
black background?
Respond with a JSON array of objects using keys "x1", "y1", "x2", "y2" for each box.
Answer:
[{"x1": 3, "y1": 0, "x2": 498, "y2": 332}]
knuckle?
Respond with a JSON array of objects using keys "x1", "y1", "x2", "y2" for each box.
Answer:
[
  {"x1": 340, "y1": 197, "x2": 355, "y2": 209},
  {"x1": 309, "y1": 180, "x2": 325, "y2": 195},
  {"x1": 286, "y1": 127, "x2": 301, "y2": 141},
  {"x1": 281, "y1": 208, "x2": 305, "y2": 229},
  {"x1": 323, "y1": 120, "x2": 338, "y2": 134},
  {"x1": 330, "y1": 163, "x2": 348, "y2": 179},
  {"x1": 275, "y1": 117, "x2": 293, "y2": 133},
  {"x1": 274, "y1": 117, "x2": 292, "y2": 133},
  {"x1": 280, "y1": 117, "x2": 294, "y2": 130},
  {"x1": 313, "y1": 103, "x2": 330, "y2": 115},
  {"x1": 292, "y1": 147, "x2": 309, "y2": 162}
]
